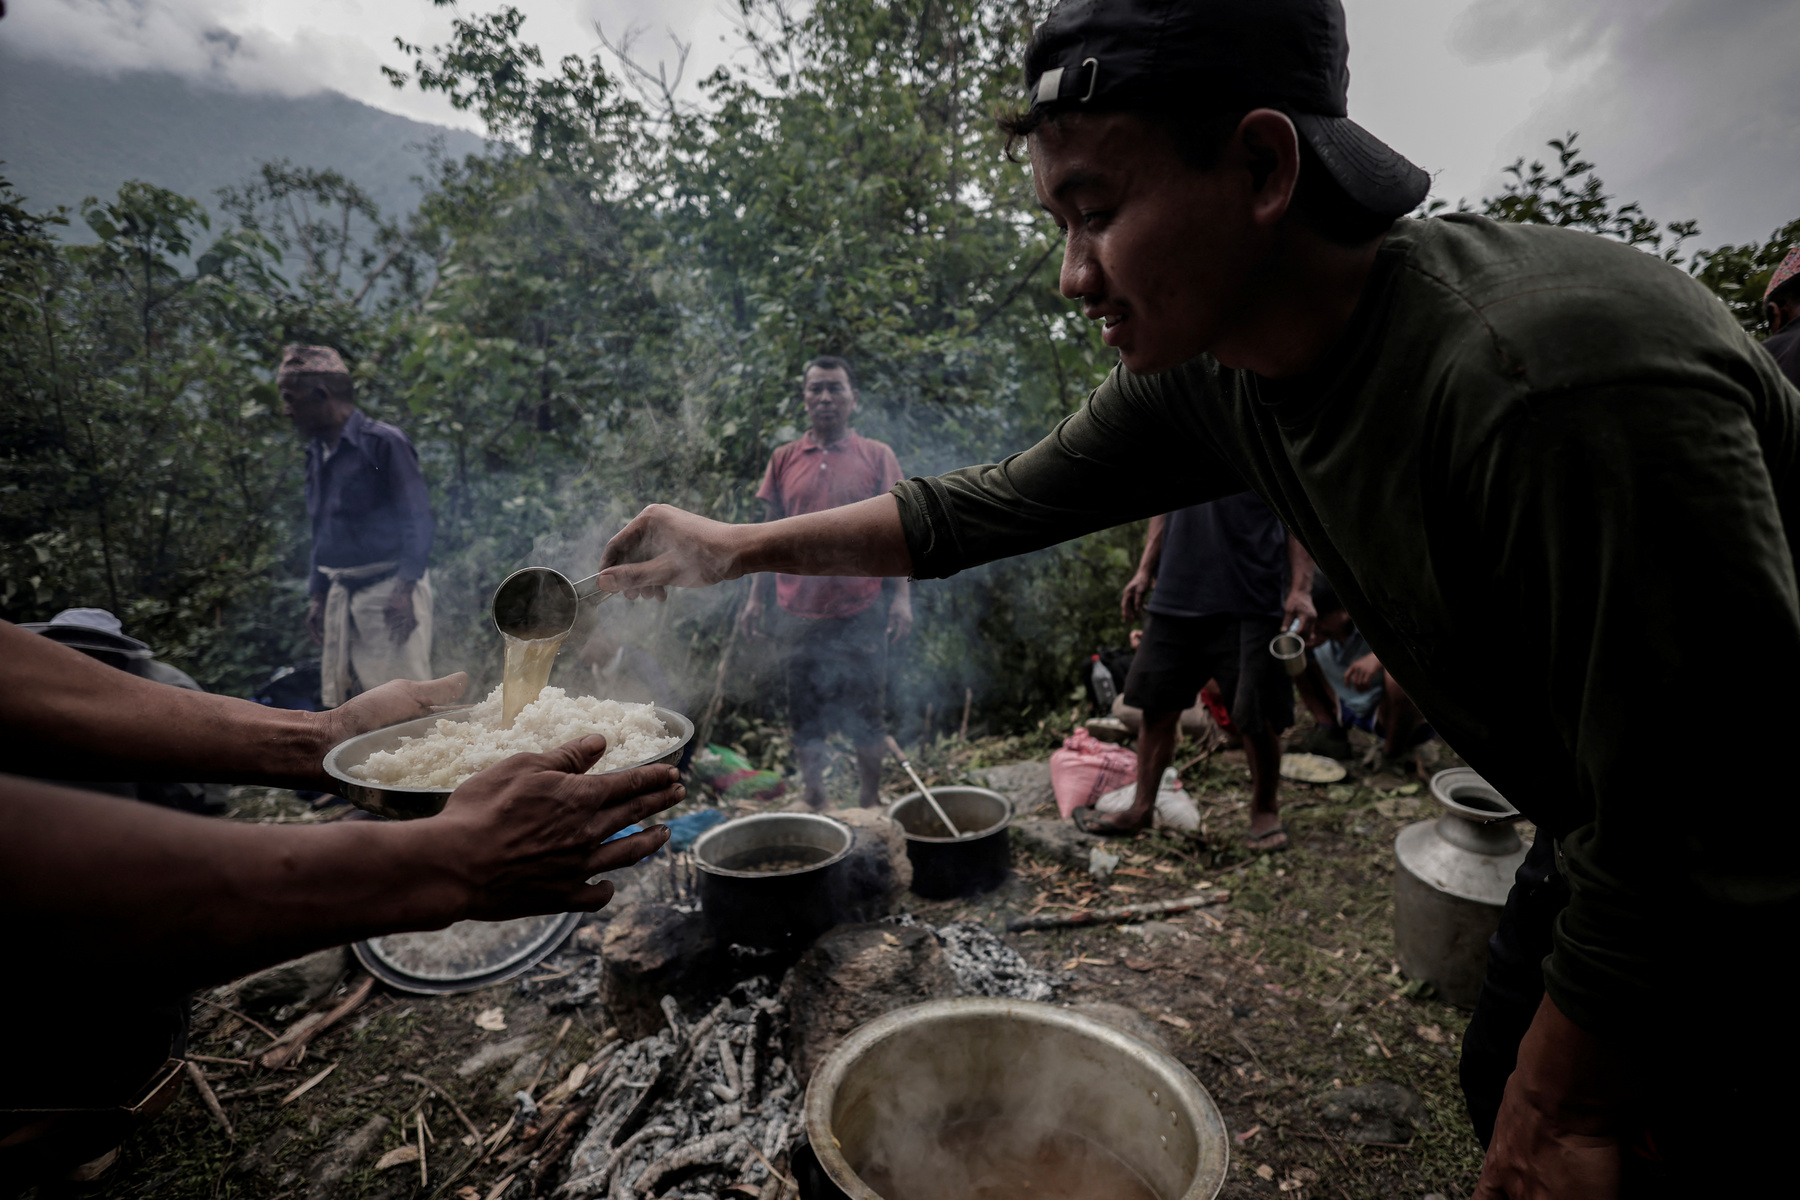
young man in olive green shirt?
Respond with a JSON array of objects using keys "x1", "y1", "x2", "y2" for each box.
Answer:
[{"x1": 600, "y1": 1, "x2": 1800, "y2": 1193}]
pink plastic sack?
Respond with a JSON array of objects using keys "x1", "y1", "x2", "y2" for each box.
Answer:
[{"x1": 1049, "y1": 728, "x2": 1139, "y2": 819}]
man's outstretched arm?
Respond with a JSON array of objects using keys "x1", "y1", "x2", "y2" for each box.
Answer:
[
  {"x1": 598, "y1": 494, "x2": 914, "y2": 600},
  {"x1": 0, "y1": 620, "x2": 466, "y2": 790},
  {"x1": 597, "y1": 365, "x2": 1240, "y2": 598}
]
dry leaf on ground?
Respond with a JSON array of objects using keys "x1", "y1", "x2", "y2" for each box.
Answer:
[{"x1": 375, "y1": 1145, "x2": 421, "y2": 1171}]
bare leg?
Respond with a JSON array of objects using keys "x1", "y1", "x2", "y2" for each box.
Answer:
[
  {"x1": 855, "y1": 742, "x2": 885, "y2": 808},
  {"x1": 1378, "y1": 670, "x2": 1421, "y2": 758},
  {"x1": 1295, "y1": 660, "x2": 1340, "y2": 728},
  {"x1": 1085, "y1": 708, "x2": 1177, "y2": 834},
  {"x1": 797, "y1": 741, "x2": 829, "y2": 810},
  {"x1": 1244, "y1": 725, "x2": 1287, "y2": 849}
]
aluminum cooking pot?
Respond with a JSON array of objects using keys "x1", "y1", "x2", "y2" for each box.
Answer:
[
  {"x1": 803, "y1": 998, "x2": 1229, "y2": 1200},
  {"x1": 692, "y1": 812, "x2": 854, "y2": 951},
  {"x1": 886, "y1": 786, "x2": 1011, "y2": 900}
]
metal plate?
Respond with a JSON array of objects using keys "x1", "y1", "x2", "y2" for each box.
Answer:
[
  {"x1": 323, "y1": 705, "x2": 694, "y2": 820},
  {"x1": 1278, "y1": 752, "x2": 1347, "y2": 784},
  {"x1": 353, "y1": 911, "x2": 582, "y2": 995}
]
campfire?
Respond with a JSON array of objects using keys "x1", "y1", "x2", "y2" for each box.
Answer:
[{"x1": 560, "y1": 982, "x2": 801, "y2": 1199}]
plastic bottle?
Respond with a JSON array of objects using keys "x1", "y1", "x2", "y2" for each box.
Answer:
[{"x1": 1090, "y1": 653, "x2": 1117, "y2": 711}]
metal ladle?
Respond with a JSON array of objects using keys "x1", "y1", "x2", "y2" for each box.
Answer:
[
  {"x1": 1267, "y1": 616, "x2": 1307, "y2": 677},
  {"x1": 885, "y1": 735, "x2": 963, "y2": 839},
  {"x1": 492, "y1": 567, "x2": 612, "y2": 639}
]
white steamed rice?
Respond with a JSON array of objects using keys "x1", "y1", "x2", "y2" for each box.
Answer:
[{"x1": 348, "y1": 685, "x2": 680, "y2": 789}]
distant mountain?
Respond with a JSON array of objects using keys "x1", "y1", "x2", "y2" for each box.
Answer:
[{"x1": 0, "y1": 48, "x2": 488, "y2": 237}]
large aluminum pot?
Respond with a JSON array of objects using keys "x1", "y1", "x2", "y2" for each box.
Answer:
[
  {"x1": 693, "y1": 812, "x2": 853, "y2": 951},
  {"x1": 322, "y1": 706, "x2": 694, "y2": 820},
  {"x1": 802, "y1": 998, "x2": 1229, "y2": 1200},
  {"x1": 886, "y1": 786, "x2": 1011, "y2": 899},
  {"x1": 1393, "y1": 767, "x2": 1530, "y2": 1008}
]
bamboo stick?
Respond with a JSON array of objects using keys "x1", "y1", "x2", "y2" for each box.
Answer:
[{"x1": 1006, "y1": 891, "x2": 1231, "y2": 932}]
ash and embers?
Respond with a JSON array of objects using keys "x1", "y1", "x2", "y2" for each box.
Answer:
[
  {"x1": 553, "y1": 917, "x2": 1056, "y2": 1197},
  {"x1": 560, "y1": 980, "x2": 799, "y2": 1199},
  {"x1": 912, "y1": 918, "x2": 1056, "y2": 1002}
]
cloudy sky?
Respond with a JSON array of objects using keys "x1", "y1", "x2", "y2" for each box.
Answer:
[{"x1": 4, "y1": 0, "x2": 1795, "y2": 246}]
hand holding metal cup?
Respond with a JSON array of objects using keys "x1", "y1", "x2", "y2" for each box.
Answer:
[
  {"x1": 491, "y1": 566, "x2": 612, "y2": 639},
  {"x1": 1268, "y1": 617, "x2": 1307, "y2": 677}
]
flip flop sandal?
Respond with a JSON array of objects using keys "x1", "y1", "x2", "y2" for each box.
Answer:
[
  {"x1": 1244, "y1": 823, "x2": 1289, "y2": 850},
  {"x1": 1073, "y1": 806, "x2": 1140, "y2": 837}
]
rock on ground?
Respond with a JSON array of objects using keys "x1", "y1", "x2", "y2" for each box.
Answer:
[
  {"x1": 833, "y1": 807, "x2": 912, "y2": 916},
  {"x1": 226, "y1": 946, "x2": 349, "y2": 1015},
  {"x1": 1315, "y1": 1081, "x2": 1429, "y2": 1144},
  {"x1": 599, "y1": 902, "x2": 724, "y2": 1040},
  {"x1": 971, "y1": 761, "x2": 1055, "y2": 815},
  {"x1": 779, "y1": 922, "x2": 956, "y2": 1084},
  {"x1": 1008, "y1": 816, "x2": 1103, "y2": 873}
]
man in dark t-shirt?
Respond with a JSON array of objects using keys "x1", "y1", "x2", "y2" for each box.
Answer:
[
  {"x1": 600, "y1": 1, "x2": 1800, "y2": 1190},
  {"x1": 1104, "y1": 496, "x2": 1313, "y2": 846}
]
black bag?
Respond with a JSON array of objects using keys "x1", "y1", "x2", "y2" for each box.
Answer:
[{"x1": 253, "y1": 659, "x2": 323, "y2": 711}]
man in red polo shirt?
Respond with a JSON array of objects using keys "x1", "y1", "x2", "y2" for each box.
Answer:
[{"x1": 742, "y1": 357, "x2": 911, "y2": 808}]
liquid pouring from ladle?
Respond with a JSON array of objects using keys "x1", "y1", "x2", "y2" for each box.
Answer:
[
  {"x1": 885, "y1": 734, "x2": 963, "y2": 839},
  {"x1": 492, "y1": 566, "x2": 613, "y2": 640}
]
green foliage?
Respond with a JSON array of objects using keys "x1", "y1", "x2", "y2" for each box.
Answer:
[
  {"x1": 3, "y1": 6, "x2": 1793, "y2": 736},
  {"x1": 1688, "y1": 218, "x2": 1800, "y2": 335},
  {"x1": 1473, "y1": 132, "x2": 1795, "y2": 336},
  {"x1": 1481, "y1": 133, "x2": 1699, "y2": 260},
  {"x1": 0, "y1": 176, "x2": 314, "y2": 692}
]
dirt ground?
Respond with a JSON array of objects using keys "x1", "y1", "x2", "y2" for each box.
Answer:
[{"x1": 75, "y1": 721, "x2": 1499, "y2": 1200}]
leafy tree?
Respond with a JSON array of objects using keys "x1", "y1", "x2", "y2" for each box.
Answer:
[
  {"x1": 1689, "y1": 218, "x2": 1800, "y2": 335},
  {"x1": 1481, "y1": 133, "x2": 1699, "y2": 260},
  {"x1": 380, "y1": 0, "x2": 1135, "y2": 735},
  {"x1": 0, "y1": 179, "x2": 307, "y2": 690},
  {"x1": 5, "y1": 5, "x2": 1791, "y2": 746},
  {"x1": 1472, "y1": 132, "x2": 1796, "y2": 337}
]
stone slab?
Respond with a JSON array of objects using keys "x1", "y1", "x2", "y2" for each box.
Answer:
[
  {"x1": 970, "y1": 761, "x2": 1055, "y2": 815},
  {"x1": 1009, "y1": 816, "x2": 1103, "y2": 873}
]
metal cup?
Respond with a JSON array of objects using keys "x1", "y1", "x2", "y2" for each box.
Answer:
[
  {"x1": 1268, "y1": 618, "x2": 1307, "y2": 677},
  {"x1": 491, "y1": 567, "x2": 608, "y2": 640}
]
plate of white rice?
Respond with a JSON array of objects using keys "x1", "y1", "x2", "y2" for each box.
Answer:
[{"x1": 324, "y1": 686, "x2": 692, "y2": 820}]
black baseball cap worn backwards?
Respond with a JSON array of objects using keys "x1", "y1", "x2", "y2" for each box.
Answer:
[{"x1": 1024, "y1": 0, "x2": 1429, "y2": 219}]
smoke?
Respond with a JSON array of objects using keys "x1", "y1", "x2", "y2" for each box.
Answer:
[
  {"x1": 427, "y1": 508, "x2": 743, "y2": 725},
  {"x1": 837, "y1": 1026, "x2": 1168, "y2": 1200}
]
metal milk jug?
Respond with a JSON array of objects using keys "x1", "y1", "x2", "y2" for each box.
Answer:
[{"x1": 1393, "y1": 768, "x2": 1529, "y2": 1008}]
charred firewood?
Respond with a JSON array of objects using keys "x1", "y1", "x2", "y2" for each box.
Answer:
[
  {"x1": 559, "y1": 979, "x2": 800, "y2": 1200},
  {"x1": 630, "y1": 1130, "x2": 749, "y2": 1198},
  {"x1": 559, "y1": 1121, "x2": 676, "y2": 1197}
]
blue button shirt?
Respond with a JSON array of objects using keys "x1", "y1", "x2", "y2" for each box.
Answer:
[{"x1": 304, "y1": 409, "x2": 434, "y2": 595}]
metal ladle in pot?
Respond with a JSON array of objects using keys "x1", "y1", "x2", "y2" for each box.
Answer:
[
  {"x1": 885, "y1": 735, "x2": 964, "y2": 839},
  {"x1": 492, "y1": 567, "x2": 612, "y2": 639}
]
